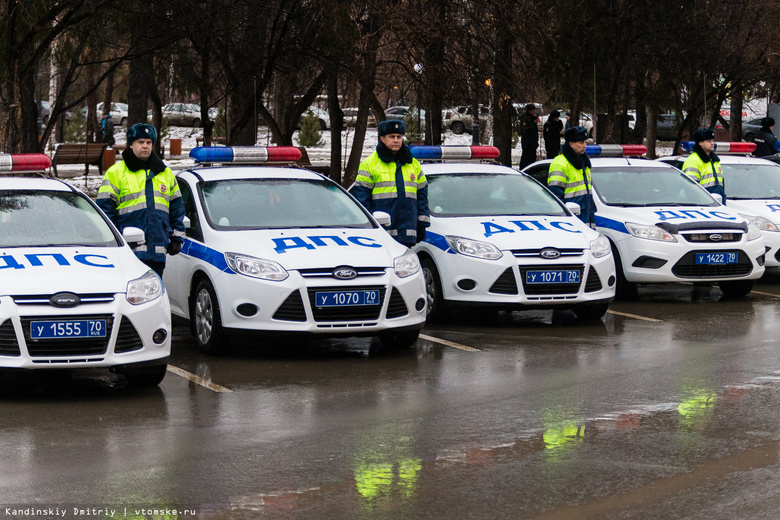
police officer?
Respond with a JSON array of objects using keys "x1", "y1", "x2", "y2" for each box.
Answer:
[
  {"x1": 753, "y1": 117, "x2": 777, "y2": 158},
  {"x1": 97, "y1": 123, "x2": 185, "y2": 276},
  {"x1": 518, "y1": 104, "x2": 539, "y2": 169},
  {"x1": 350, "y1": 119, "x2": 430, "y2": 246},
  {"x1": 681, "y1": 128, "x2": 725, "y2": 200},
  {"x1": 547, "y1": 126, "x2": 596, "y2": 227},
  {"x1": 543, "y1": 110, "x2": 563, "y2": 158}
]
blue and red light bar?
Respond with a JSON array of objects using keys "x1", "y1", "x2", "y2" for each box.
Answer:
[
  {"x1": 189, "y1": 146, "x2": 302, "y2": 164},
  {"x1": 585, "y1": 144, "x2": 647, "y2": 157},
  {"x1": 680, "y1": 141, "x2": 756, "y2": 154},
  {"x1": 409, "y1": 145, "x2": 500, "y2": 161},
  {"x1": 0, "y1": 153, "x2": 52, "y2": 172}
]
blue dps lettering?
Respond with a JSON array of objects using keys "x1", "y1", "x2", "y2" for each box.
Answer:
[
  {"x1": 0, "y1": 254, "x2": 114, "y2": 269},
  {"x1": 273, "y1": 235, "x2": 381, "y2": 254},
  {"x1": 655, "y1": 210, "x2": 736, "y2": 222},
  {"x1": 767, "y1": 204, "x2": 780, "y2": 213},
  {"x1": 482, "y1": 220, "x2": 582, "y2": 238}
]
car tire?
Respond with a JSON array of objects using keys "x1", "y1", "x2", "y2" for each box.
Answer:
[
  {"x1": 421, "y1": 257, "x2": 447, "y2": 322},
  {"x1": 718, "y1": 279, "x2": 754, "y2": 298},
  {"x1": 193, "y1": 118, "x2": 201, "y2": 128},
  {"x1": 572, "y1": 302, "x2": 610, "y2": 320},
  {"x1": 120, "y1": 117, "x2": 127, "y2": 127},
  {"x1": 744, "y1": 132, "x2": 755, "y2": 142},
  {"x1": 319, "y1": 119, "x2": 327, "y2": 130},
  {"x1": 192, "y1": 278, "x2": 229, "y2": 355},
  {"x1": 611, "y1": 241, "x2": 638, "y2": 300},
  {"x1": 451, "y1": 121, "x2": 465, "y2": 135},
  {"x1": 122, "y1": 364, "x2": 167, "y2": 388},
  {"x1": 378, "y1": 329, "x2": 420, "y2": 350}
]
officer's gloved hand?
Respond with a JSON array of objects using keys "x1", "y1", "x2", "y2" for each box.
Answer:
[
  {"x1": 416, "y1": 225, "x2": 427, "y2": 243},
  {"x1": 167, "y1": 240, "x2": 183, "y2": 256}
]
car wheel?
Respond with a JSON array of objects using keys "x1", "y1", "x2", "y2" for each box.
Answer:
[
  {"x1": 421, "y1": 257, "x2": 447, "y2": 322},
  {"x1": 120, "y1": 117, "x2": 127, "y2": 127},
  {"x1": 744, "y1": 132, "x2": 755, "y2": 142},
  {"x1": 192, "y1": 278, "x2": 229, "y2": 355},
  {"x1": 718, "y1": 279, "x2": 754, "y2": 298},
  {"x1": 572, "y1": 303, "x2": 610, "y2": 320},
  {"x1": 122, "y1": 364, "x2": 167, "y2": 388},
  {"x1": 611, "y1": 241, "x2": 638, "y2": 300},
  {"x1": 193, "y1": 118, "x2": 201, "y2": 127},
  {"x1": 319, "y1": 119, "x2": 327, "y2": 130},
  {"x1": 378, "y1": 329, "x2": 420, "y2": 350},
  {"x1": 451, "y1": 121, "x2": 465, "y2": 135}
]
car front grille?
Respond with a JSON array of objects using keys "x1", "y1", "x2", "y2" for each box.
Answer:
[
  {"x1": 20, "y1": 314, "x2": 114, "y2": 357},
  {"x1": 12, "y1": 293, "x2": 116, "y2": 305},
  {"x1": 114, "y1": 317, "x2": 144, "y2": 353},
  {"x1": 489, "y1": 268, "x2": 519, "y2": 295},
  {"x1": 671, "y1": 251, "x2": 753, "y2": 278},
  {"x1": 682, "y1": 233, "x2": 742, "y2": 243},
  {"x1": 583, "y1": 267, "x2": 603, "y2": 292},
  {"x1": 511, "y1": 248, "x2": 585, "y2": 258},
  {"x1": 0, "y1": 320, "x2": 20, "y2": 357},
  {"x1": 307, "y1": 286, "x2": 386, "y2": 322},
  {"x1": 385, "y1": 288, "x2": 409, "y2": 318},
  {"x1": 298, "y1": 267, "x2": 387, "y2": 278},
  {"x1": 273, "y1": 290, "x2": 307, "y2": 322}
]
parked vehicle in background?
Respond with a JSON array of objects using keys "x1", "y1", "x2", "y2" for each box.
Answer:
[
  {"x1": 80, "y1": 102, "x2": 128, "y2": 127},
  {"x1": 446, "y1": 105, "x2": 489, "y2": 135},
  {"x1": 147, "y1": 103, "x2": 203, "y2": 127},
  {"x1": 342, "y1": 107, "x2": 377, "y2": 127},
  {"x1": 299, "y1": 106, "x2": 330, "y2": 130},
  {"x1": 741, "y1": 118, "x2": 765, "y2": 142}
]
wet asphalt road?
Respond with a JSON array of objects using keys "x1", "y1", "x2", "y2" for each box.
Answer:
[{"x1": 4, "y1": 276, "x2": 780, "y2": 519}]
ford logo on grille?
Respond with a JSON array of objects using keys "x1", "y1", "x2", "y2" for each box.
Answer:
[
  {"x1": 709, "y1": 233, "x2": 723, "y2": 242},
  {"x1": 540, "y1": 248, "x2": 561, "y2": 259},
  {"x1": 50, "y1": 292, "x2": 80, "y2": 308},
  {"x1": 333, "y1": 266, "x2": 357, "y2": 280}
]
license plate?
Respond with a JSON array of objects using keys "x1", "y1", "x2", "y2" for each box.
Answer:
[
  {"x1": 30, "y1": 319, "x2": 107, "y2": 339},
  {"x1": 695, "y1": 252, "x2": 738, "y2": 265},
  {"x1": 315, "y1": 290, "x2": 381, "y2": 307},
  {"x1": 526, "y1": 270, "x2": 580, "y2": 284}
]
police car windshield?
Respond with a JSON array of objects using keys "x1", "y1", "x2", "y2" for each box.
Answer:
[
  {"x1": 200, "y1": 178, "x2": 373, "y2": 229},
  {"x1": 427, "y1": 173, "x2": 567, "y2": 217},
  {"x1": 0, "y1": 191, "x2": 118, "y2": 248},
  {"x1": 592, "y1": 166, "x2": 718, "y2": 207},
  {"x1": 720, "y1": 163, "x2": 780, "y2": 199}
]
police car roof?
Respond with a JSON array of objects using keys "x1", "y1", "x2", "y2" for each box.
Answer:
[
  {"x1": 183, "y1": 165, "x2": 327, "y2": 182},
  {"x1": 420, "y1": 162, "x2": 522, "y2": 176},
  {"x1": 529, "y1": 157, "x2": 670, "y2": 168},
  {"x1": 0, "y1": 175, "x2": 75, "y2": 191},
  {"x1": 660, "y1": 154, "x2": 780, "y2": 166}
]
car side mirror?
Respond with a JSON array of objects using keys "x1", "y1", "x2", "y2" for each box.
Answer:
[
  {"x1": 711, "y1": 193, "x2": 723, "y2": 205},
  {"x1": 183, "y1": 216, "x2": 191, "y2": 229},
  {"x1": 565, "y1": 202, "x2": 581, "y2": 215},
  {"x1": 122, "y1": 226, "x2": 146, "y2": 247},
  {"x1": 373, "y1": 211, "x2": 392, "y2": 227}
]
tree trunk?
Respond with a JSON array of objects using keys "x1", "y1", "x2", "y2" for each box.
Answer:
[
  {"x1": 327, "y1": 71, "x2": 344, "y2": 184},
  {"x1": 492, "y1": 21, "x2": 514, "y2": 167}
]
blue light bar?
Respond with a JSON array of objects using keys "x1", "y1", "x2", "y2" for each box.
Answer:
[
  {"x1": 585, "y1": 144, "x2": 647, "y2": 157},
  {"x1": 189, "y1": 146, "x2": 302, "y2": 163},
  {"x1": 409, "y1": 145, "x2": 500, "y2": 161},
  {"x1": 680, "y1": 141, "x2": 756, "y2": 153}
]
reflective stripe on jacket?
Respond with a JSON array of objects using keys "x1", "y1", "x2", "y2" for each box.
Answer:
[
  {"x1": 547, "y1": 154, "x2": 596, "y2": 226},
  {"x1": 97, "y1": 161, "x2": 185, "y2": 263},
  {"x1": 681, "y1": 151, "x2": 725, "y2": 198},
  {"x1": 351, "y1": 151, "x2": 429, "y2": 246}
]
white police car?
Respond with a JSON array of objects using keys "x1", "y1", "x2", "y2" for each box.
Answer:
[
  {"x1": 523, "y1": 145, "x2": 766, "y2": 298},
  {"x1": 411, "y1": 146, "x2": 616, "y2": 321},
  {"x1": 164, "y1": 146, "x2": 427, "y2": 354},
  {"x1": 0, "y1": 154, "x2": 170, "y2": 387},
  {"x1": 659, "y1": 142, "x2": 780, "y2": 270}
]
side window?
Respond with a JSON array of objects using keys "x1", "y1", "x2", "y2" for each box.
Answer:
[
  {"x1": 524, "y1": 164, "x2": 550, "y2": 185},
  {"x1": 179, "y1": 181, "x2": 203, "y2": 241}
]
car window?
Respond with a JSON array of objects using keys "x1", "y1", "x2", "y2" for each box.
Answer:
[
  {"x1": 592, "y1": 166, "x2": 718, "y2": 206},
  {"x1": 179, "y1": 181, "x2": 203, "y2": 241},
  {"x1": 199, "y1": 178, "x2": 374, "y2": 229},
  {"x1": 721, "y1": 163, "x2": 780, "y2": 199},
  {"x1": 0, "y1": 191, "x2": 118, "y2": 247},
  {"x1": 427, "y1": 173, "x2": 567, "y2": 217}
]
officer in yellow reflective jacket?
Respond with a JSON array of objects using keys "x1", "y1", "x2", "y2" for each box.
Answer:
[
  {"x1": 681, "y1": 127, "x2": 725, "y2": 200},
  {"x1": 351, "y1": 119, "x2": 430, "y2": 246},
  {"x1": 547, "y1": 126, "x2": 596, "y2": 227},
  {"x1": 97, "y1": 123, "x2": 185, "y2": 276}
]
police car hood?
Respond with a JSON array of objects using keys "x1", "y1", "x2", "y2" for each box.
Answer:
[
  {"x1": 212, "y1": 227, "x2": 410, "y2": 269},
  {"x1": 427, "y1": 216, "x2": 599, "y2": 250},
  {"x1": 0, "y1": 246, "x2": 150, "y2": 296},
  {"x1": 719, "y1": 199, "x2": 780, "y2": 224},
  {"x1": 597, "y1": 205, "x2": 749, "y2": 229}
]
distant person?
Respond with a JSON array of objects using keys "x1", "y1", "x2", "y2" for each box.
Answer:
[
  {"x1": 753, "y1": 117, "x2": 777, "y2": 157},
  {"x1": 100, "y1": 111, "x2": 115, "y2": 147},
  {"x1": 564, "y1": 112, "x2": 572, "y2": 131},
  {"x1": 682, "y1": 128, "x2": 725, "y2": 200},
  {"x1": 518, "y1": 104, "x2": 539, "y2": 169},
  {"x1": 543, "y1": 110, "x2": 563, "y2": 158},
  {"x1": 547, "y1": 126, "x2": 595, "y2": 227},
  {"x1": 97, "y1": 124, "x2": 185, "y2": 277},
  {"x1": 350, "y1": 119, "x2": 430, "y2": 246}
]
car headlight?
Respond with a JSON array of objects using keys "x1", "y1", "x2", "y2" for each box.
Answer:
[
  {"x1": 590, "y1": 234, "x2": 612, "y2": 258},
  {"x1": 746, "y1": 222, "x2": 763, "y2": 241},
  {"x1": 739, "y1": 213, "x2": 780, "y2": 233},
  {"x1": 225, "y1": 252, "x2": 289, "y2": 281},
  {"x1": 126, "y1": 270, "x2": 163, "y2": 305},
  {"x1": 445, "y1": 236, "x2": 503, "y2": 259},
  {"x1": 625, "y1": 222, "x2": 677, "y2": 242},
  {"x1": 394, "y1": 250, "x2": 421, "y2": 278}
]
